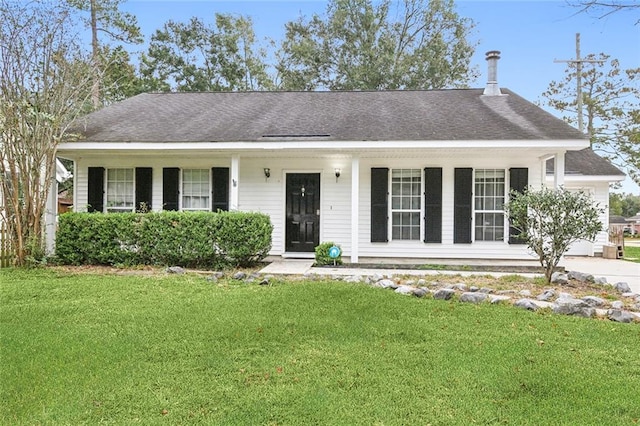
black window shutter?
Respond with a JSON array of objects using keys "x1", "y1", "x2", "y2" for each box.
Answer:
[
  {"x1": 211, "y1": 167, "x2": 230, "y2": 211},
  {"x1": 162, "y1": 168, "x2": 180, "y2": 211},
  {"x1": 371, "y1": 167, "x2": 389, "y2": 242},
  {"x1": 508, "y1": 168, "x2": 528, "y2": 244},
  {"x1": 454, "y1": 168, "x2": 473, "y2": 244},
  {"x1": 87, "y1": 167, "x2": 104, "y2": 213},
  {"x1": 424, "y1": 168, "x2": 442, "y2": 243},
  {"x1": 135, "y1": 167, "x2": 153, "y2": 212}
]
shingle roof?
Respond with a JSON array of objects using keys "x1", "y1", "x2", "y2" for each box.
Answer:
[
  {"x1": 610, "y1": 215, "x2": 628, "y2": 224},
  {"x1": 72, "y1": 89, "x2": 587, "y2": 143},
  {"x1": 546, "y1": 148, "x2": 624, "y2": 177}
]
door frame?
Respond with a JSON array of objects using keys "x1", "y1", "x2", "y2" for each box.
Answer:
[{"x1": 282, "y1": 170, "x2": 323, "y2": 256}]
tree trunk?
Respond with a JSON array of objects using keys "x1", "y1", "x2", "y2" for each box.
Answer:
[{"x1": 90, "y1": 0, "x2": 100, "y2": 110}]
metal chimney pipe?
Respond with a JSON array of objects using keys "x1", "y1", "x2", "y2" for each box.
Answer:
[{"x1": 483, "y1": 50, "x2": 502, "y2": 96}]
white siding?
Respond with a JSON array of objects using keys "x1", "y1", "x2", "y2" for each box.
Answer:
[
  {"x1": 358, "y1": 155, "x2": 542, "y2": 260},
  {"x1": 564, "y1": 182, "x2": 610, "y2": 256},
  {"x1": 73, "y1": 150, "x2": 596, "y2": 261},
  {"x1": 239, "y1": 157, "x2": 352, "y2": 256},
  {"x1": 75, "y1": 155, "x2": 353, "y2": 257}
]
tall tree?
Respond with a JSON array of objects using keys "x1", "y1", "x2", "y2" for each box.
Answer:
[
  {"x1": 0, "y1": 0, "x2": 96, "y2": 266},
  {"x1": 542, "y1": 54, "x2": 640, "y2": 186},
  {"x1": 66, "y1": 0, "x2": 142, "y2": 108},
  {"x1": 139, "y1": 14, "x2": 273, "y2": 92},
  {"x1": 567, "y1": 0, "x2": 640, "y2": 24},
  {"x1": 276, "y1": 0, "x2": 478, "y2": 90}
]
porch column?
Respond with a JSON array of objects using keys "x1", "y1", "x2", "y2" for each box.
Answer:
[
  {"x1": 230, "y1": 155, "x2": 240, "y2": 210},
  {"x1": 350, "y1": 156, "x2": 359, "y2": 263},
  {"x1": 44, "y1": 174, "x2": 57, "y2": 255},
  {"x1": 554, "y1": 152, "x2": 565, "y2": 188}
]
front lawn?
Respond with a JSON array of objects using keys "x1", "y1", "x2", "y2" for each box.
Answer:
[
  {"x1": 1, "y1": 269, "x2": 639, "y2": 425},
  {"x1": 624, "y1": 245, "x2": 640, "y2": 263}
]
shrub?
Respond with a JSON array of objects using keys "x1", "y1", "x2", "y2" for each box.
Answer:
[
  {"x1": 315, "y1": 242, "x2": 343, "y2": 266},
  {"x1": 215, "y1": 211, "x2": 273, "y2": 267},
  {"x1": 55, "y1": 211, "x2": 272, "y2": 269}
]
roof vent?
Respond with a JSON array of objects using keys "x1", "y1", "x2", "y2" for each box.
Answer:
[{"x1": 483, "y1": 50, "x2": 502, "y2": 96}]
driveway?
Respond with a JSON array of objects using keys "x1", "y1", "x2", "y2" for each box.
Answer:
[{"x1": 560, "y1": 256, "x2": 640, "y2": 293}]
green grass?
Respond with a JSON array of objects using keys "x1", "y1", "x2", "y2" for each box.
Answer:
[
  {"x1": 623, "y1": 245, "x2": 640, "y2": 263},
  {"x1": 2, "y1": 269, "x2": 640, "y2": 425}
]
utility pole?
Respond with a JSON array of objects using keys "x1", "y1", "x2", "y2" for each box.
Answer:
[{"x1": 554, "y1": 33, "x2": 603, "y2": 134}]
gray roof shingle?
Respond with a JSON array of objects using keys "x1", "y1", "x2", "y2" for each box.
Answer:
[
  {"x1": 72, "y1": 89, "x2": 587, "y2": 143},
  {"x1": 546, "y1": 148, "x2": 624, "y2": 177}
]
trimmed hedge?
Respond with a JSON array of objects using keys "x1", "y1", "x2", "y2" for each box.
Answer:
[{"x1": 55, "y1": 211, "x2": 273, "y2": 268}]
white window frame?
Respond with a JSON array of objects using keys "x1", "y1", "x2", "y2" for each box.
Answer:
[
  {"x1": 181, "y1": 169, "x2": 210, "y2": 211},
  {"x1": 473, "y1": 168, "x2": 506, "y2": 242},
  {"x1": 105, "y1": 168, "x2": 134, "y2": 213},
  {"x1": 390, "y1": 168, "x2": 422, "y2": 241}
]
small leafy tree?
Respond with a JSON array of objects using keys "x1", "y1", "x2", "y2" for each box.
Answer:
[{"x1": 506, "y1": 187, "x2": 604, "y2": 284}]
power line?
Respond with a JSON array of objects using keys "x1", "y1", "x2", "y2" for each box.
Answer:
[{"x1": 554, "y1": 33, "x2": 604, "y2": 134}]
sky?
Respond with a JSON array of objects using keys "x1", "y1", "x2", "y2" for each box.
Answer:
[{"x1": 117, "y1": 0, "x2": 640, "y2": 193}]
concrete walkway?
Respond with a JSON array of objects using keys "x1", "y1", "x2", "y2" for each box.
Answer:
[
  {"x1": 259, "y1": 256, "x2": 640, "y2": 293},
  {"x1": 560, "y1": 256, "x2": 639, "y2": 293}
]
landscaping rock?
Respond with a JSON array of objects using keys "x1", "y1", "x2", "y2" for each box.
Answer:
[
  {"x1": 568, "y1": 271, "x2": 594, "y2": 283},
  {"x1": 412, "y1": 288, "x2": 429, "y2": 298},
  {"x1": 478, "y1": 287, "x2": 494, "y2": 294},
  {"x1": 206, "y1": 271, "x2": 224, "y2": 282},
  {"x1": 232, "y1": 271, "x2": 246, "y2": 280},
  {"x1": 451, "y1": 283, "x2": 467, "y2": 292},
  {"x1": 459, "y1": 292, "x2": 489, "y2": 304},
  {"x1": 345, "y1": 275, "x2": 363, "y2": 283},
  {"x1": 536, "y1": 289, "x2": 556, "y2": 301},
  {"x1": 469, "y1": 286, "x2": 480, "y2": 292},
  {"x1": 594, "y1": 277, "x2": 608, "y2": 285},
  {"x1": 553, "y1": 298, "x2": 595, "y2": 318},
  {"x1": 582, "y1": 296, "x2": 605, "y2": 307},
  {"x1": 614, "y1": 282, "x2": 632, "y2": 293},
  {"x1": 166, "y1": 266, "x2": 185, "y2": 274},
  {"x1": 259, "y1": 278, "x2": 270, "y2": 286},
  {"x1": 514, "y1": 299, "x2": 538, "y2": 311},
  {"x1": 519, "y1": 289, "x2": 532, "y2": 297},
  {"x1": 378, "y1": 279, "x2": 397, "y2": 289},
  {"x1": 497, "y1": 289, "x2": 517, "y2": 295},
  {"x1": 490, "y1": 295, "x2": 511, "y2": 304},
  {"x1": 395, "y1": 286, "x2": 414, "y2": 295},
  {"x1": 607, "y1": 309, "x2": 636, "y2": 323},
  {"x1": 433, "y1": 288, "x2": 455, "y2": 300},
  {"x1": 611, "y1": 301, "x2": 624, "y2": 309},
  {"x1": 371, "y1": 273, "x2": 384, "y2": 283},
  {"x1": 557, "y1": 292, "x2": 574, "y2": 301},
  {"x1": 622, "y1": 292, "x2": 637, "y2": 298},
  {"x1": 551, "y1": 272, "x2": 568, "y2": 285},
  {"x1": 417, "y1": 279, "x2": 427, "y2": 286}
]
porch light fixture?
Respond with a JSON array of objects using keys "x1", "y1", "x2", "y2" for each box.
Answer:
[
  {"x1": 263, "y1": 168, "x2": 271, "y2": 179},
  {"x1": 334, "y1": 168, "x2": 341, "y2": 182}
]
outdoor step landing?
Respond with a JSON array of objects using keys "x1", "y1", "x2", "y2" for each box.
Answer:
[{"x1": 259, "y1": 259, "x2": 314, "y2": 275}]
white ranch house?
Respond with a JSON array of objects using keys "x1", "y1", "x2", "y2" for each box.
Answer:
[{"x1": 55, "y1": 53, "x2": 624, "y2": 262}]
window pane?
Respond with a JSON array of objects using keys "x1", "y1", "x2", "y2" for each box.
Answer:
[
  {"x1": 474, "y1": 169, "x2": 505, "y2": 239},
  {"x1": 391, "y1": 169, "x2": 421, "y2": 240},
  {"x1": 392, "y1": 196, "x2": 401, "y2": 209},
  {"x1": 106, "y1": 168, "x2": 134, "y2": 211},
  {"x1": 183, "y1": 169, "x2": 210, "y2": 210}
]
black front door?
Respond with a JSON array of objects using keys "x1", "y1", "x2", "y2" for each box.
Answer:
[{"x1": 286, "y1": 173, "x2": 320, "y2": 252}]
